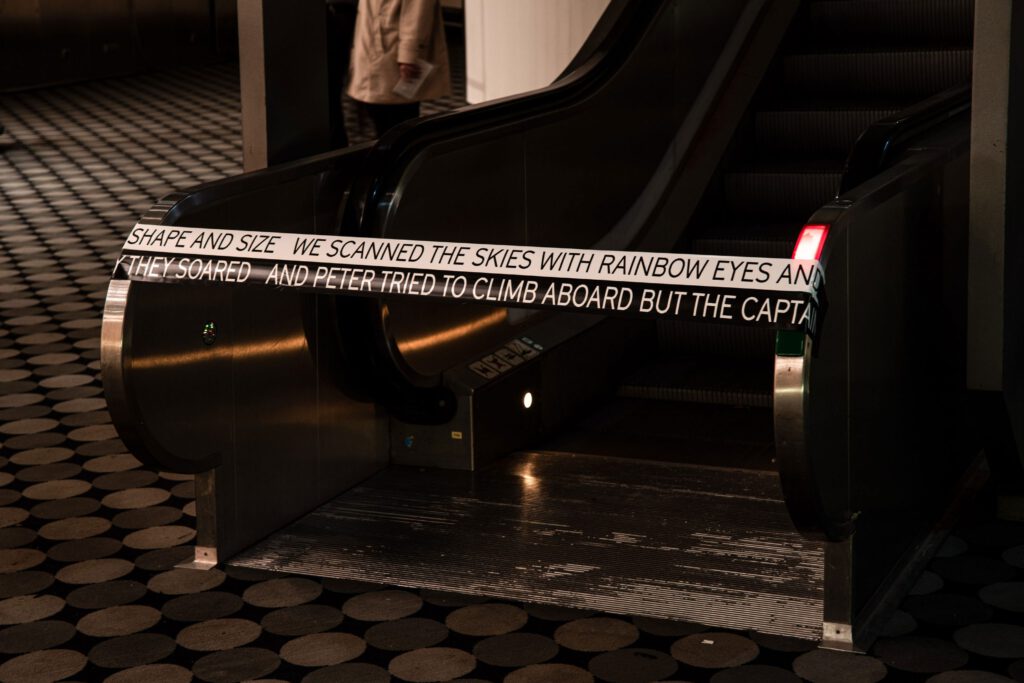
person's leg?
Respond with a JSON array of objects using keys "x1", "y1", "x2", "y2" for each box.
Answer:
[
  {"x1": 325, "y1": 3, "x2": 357, "y2": 148},
  {"x1": 364, "y1": 102, "x2": 421, "y2": 137}
]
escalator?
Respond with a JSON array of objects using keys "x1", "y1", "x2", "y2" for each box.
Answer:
[{"x1": 103, "y1": 0, "x2": 978, "y2": 648}]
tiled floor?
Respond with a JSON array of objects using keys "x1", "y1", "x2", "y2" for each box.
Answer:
[{"x1": 1, "y1": 62, "x2": 1024, "y2": 683}]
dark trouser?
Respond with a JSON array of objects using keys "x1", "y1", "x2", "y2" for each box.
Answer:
[
  {"x1": 326, "y1": 2, "x2": 357, "y2": 148},
  {"x1": 365, "y1": 102, "x2": 421, "y2": 138}
]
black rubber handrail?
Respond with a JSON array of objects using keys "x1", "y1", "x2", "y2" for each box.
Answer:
[
  {"x1": 343, "y1": 0, "x2": 648, "y2": 237},
  {"x1": 333, "y1": 0, "x2": 656, "y2": 425},
  {"x1": 840, "y1": 84, "x2": 971, "y2": 195}
]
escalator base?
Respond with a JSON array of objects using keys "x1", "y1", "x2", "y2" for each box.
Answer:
[{"x1": 230, "y1": 452, "x2": 825, "y2": 640}]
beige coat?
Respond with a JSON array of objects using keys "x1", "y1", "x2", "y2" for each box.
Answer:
[{"x1": 347, "y1": 0, "x2": 452, "y2": 105}]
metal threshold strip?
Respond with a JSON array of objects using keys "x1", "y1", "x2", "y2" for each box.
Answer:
[{"x1": 230, "y1": 451, "x2": 825, "y2": 640}]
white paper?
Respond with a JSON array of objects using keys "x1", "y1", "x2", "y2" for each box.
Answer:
[{"x1": 392, "y1": 59, "x2": 436, "y2": 99}]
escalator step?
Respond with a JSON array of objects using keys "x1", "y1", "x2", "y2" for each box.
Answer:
[
  {"x1": 783, "y1": 49, "x2": 972, "y2": 100},
  {"x1": 807, "y1": 0, "x2": 974, "y2": 49},
  {"x1": 723, "y1": 166, "x2": 842, "y2": 221},
  {"x1": 657, "y1": 319, "x2": 776, "y2": 358},
  {"x1": 755, "y1": 108, "x2": 897, "y2": 159},
  {"x1": 690, "y1": 222, "x2": 797, "y2": 259},
  {"x1": 618, "y1": 359, "x2": 772, "y2": 408}
]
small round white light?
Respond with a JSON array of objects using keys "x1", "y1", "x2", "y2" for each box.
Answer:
[{"x1": 522, "y1": 391, "x2": 534, "y2": 409}]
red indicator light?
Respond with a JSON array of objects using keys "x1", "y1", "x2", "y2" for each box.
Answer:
[{"x1": 793, "y1": 224, "x2": 829, "y2": 261}]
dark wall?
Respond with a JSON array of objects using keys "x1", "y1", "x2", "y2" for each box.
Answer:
[{"x1": 0, "y1": 0, "x2": 238, "y2": 92}]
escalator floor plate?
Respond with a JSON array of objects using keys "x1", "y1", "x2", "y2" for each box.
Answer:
[{"x1": 231, "y1": 452, "x2": 825, "y2": 640}]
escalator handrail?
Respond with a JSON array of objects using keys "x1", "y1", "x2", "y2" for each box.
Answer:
[
  {"x1": 778, "y1": 92, "x2": 972, "y2": 542},
  {"x1": 343, "y1": 0, "x2": 652, "y2": 236},
  {"x1": 840, "y1": 84, "x2": 971, "y2": 195},
  {"x1": 334, "y1": 0, "x2": 659, "y2": 424}
]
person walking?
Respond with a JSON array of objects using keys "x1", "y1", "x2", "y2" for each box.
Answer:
[{"x1": 347, "y1": 0, "x2": 452, "y2": 137}]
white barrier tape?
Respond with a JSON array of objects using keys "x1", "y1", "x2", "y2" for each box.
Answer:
[{"x1": 115, "y1": 225, "x2": 826, "y2": 332}]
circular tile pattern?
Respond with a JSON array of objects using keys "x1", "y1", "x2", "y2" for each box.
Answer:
[
  {"x1": 447, "y1": 603, "x2": 528, "y2": 637},
  {"x1": 123, "y1": 525, "x2": 196, "y2": 549},
  {"x1": 473, "y1": 634, "x2": 557, "y2": 663},
  {"x1": 83, "y1": 454, "x2": 141, "y2": 473},
  {"x1": 903, "y1": 593, "x2": 993, "y2": 627},
  {"x1": 280, "y1": 632, "x2": 366, "y2": 667},
  {"x1": 0, "y1": 620, "x2": 76, "y2": 654},
  {"x1": 932, "y1": 556, "x2": 1018, "y2": 586},
  {"x1": 421, "y1": 589, "x2": 489, "y2": 607},
  {"x1": 343, "y1": 589, "x2": 423, "y2": 622},
  {"x1": 634, "y1": 615, "x2": 705, "y2": 637},
  {"x1": 147, "y1": 568, "x2": 226, "y2": 595},
  {"x1": 926, "y1": 673, "x2": 1016, "y2": 683},
  {"x1": 879, "y1": 611, "x2": 919, "y2": 641},
  {"x1": 176, "y1": 617, "x2": 263, "y2": 651},
  {"x1": 261, "y1": 604, "x2": 345, "y2": 636},
  {"x1": 0, "y1": 549, "x2": 45, "y2": 575},
  {"x1": 555, "y1": 618, "x2": 639, "y2": 653},
  {"x1": 102, "y1": 487, "x2": 172, "y2": 510},
  {"x1": 163, "y1": 591, "x2": 244, "y2": 622},
  {"x1": 1004, "y1": 545, "x2": 1024, "y2": 569},
  {"x1": 10, "y1": 447, "x2": 74, "y2": 466},
  {"x1": 0, "y1": 527, "x2": 36, "y2": 551},
  {"x1": 77, "y1": 605, "x2": 161, "y2": 637},
  {"x1": 792, "y1": 649, "x2": 887, "y2": 683},
  {"x1": 389, "y1": 647, "x2": 477, "y2": 683},
  {"x1": 979, "y1": 582, "x2": 1024, "y2": 612},
  {"x1": 750, "y1": 632, "x2": 818, "y2": 653},
  {"x1": 243, "y1": 577, "x2": 323, "y2": 608},
  {"x1": 937, "y1": 535, "x2": 968, "y2": 558},
  {"x1": 0, "y1": 508, "x2": 30, "y2": 530},
  {"x1": 711, "y1": 664, "x2": 802, "y2": 683},
  {"x1": 192, "y1": 648, "x2": 280, "y2": 683},
  {"x1": 66, "y1": 580, "x2": 147, "y2": 610},
  {"x1": 134, "y1": 546, "x2": 193, "y2": 572},
  {"x1": 367, "y1": 617, "x2": 449, "y2": 652},
  {"x1": 954, "y1": 623, "x2": 1024, "y2": 659},
  {"x1": 31, "y1": 496, "x2": 101, "y2": 520},
  {"x1": 48, "y1": 537, "x2": 123, "y2": 562},
  {"x1": 873, "y1": 636, "x2": 969, "y2": 674},
  {"x1": 112, "y1": 505, "x2": 182, "y2": 529},
  {"x1": 16, "y1": 462, "x2": 81, "y2": 482},
  {"x1": 104, "y1": 663, "x2": 194, "y2": 683},
  {"x1": 671, "y1": 632, "x2": 759, "y2": 669},
  {"x1": 911, "y1": 571, "x2": 945, "y2": 596},
  {"x1": 39, "y1": 515, "x2": 111, "y2": 540},
  {"x1": 22, "y1": 479, "x2": 92, "y2": 500},
  {"x1": 0, "y1": 649, "x2": 87, "y2": 682},
  {"x1": 56, "y1": 558, "x2": 134, "y2": 585},
  {"x1": 588, "y1": 647, "x2": 678, "y2": 683},
  {"x1": 0, "y1": 594, "x2": 65, "y2": 625},
  {"x1": 88, "y1": 632, "x2": 178, "y2": 669},
  {"x1": 0, "y1": 571, "x2": 54, "y2": 599},
  {"x1": 93, "y1": 470, "x2": 159, "y2": 491},
  {"x1": 504, "y1": 663, "x2": 593, "y2": 683},
  {"x1": 302, "y1": 662, "x2": 390, "y2": 683}
]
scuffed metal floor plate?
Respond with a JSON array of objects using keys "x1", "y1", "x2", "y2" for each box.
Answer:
[{"x1": 231, "y1": 451, "x2": 824, "y2": 639}]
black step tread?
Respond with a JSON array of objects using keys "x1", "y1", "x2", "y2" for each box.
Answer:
[
  {"x1": 619, "y1": 357, "x2": 773, "y2": 408},
  {"x1": 657, "y1": 319, "x2": 777, "y2": 359},
  {"x1": 805, "y1": 0, "x2": 974, "y2": 50},
  {"x1": 723, "y1": 165, "x2": 842, "y2": 221},
  {"x1": 754, "y1": 108, "x2": 898, "y2": 159},
  {"x1": 690, "y1": 222, "x2": 800, "y2": 259},
  {"x1": 782, "y1": 49, "x2": 972, "y2": 100}
]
